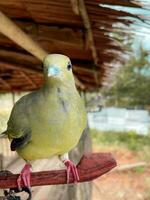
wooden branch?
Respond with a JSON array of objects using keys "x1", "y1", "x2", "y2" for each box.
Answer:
[{"x1": 0, "y1": 153, "x2": 116, "y2": 189}]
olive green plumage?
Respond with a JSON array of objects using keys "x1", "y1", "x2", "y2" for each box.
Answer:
[{"x1": 4, "y1": 54, "x2": 87, "y2": 161}]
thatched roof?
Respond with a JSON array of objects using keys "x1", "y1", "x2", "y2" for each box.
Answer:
[{"x1": 0, "y1": 0, "x2": 149, "y2": 92}]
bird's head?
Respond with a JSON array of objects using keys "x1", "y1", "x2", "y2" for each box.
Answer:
[{"x1": 43, "y1": 54, "x2": 75, "y2": 87}]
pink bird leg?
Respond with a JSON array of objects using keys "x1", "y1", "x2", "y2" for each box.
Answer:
[
  {"x1": 17, "y1": 163, "x2": 31, "y2": 190},
  {"x1": 63, "y1": 159, "x2": 79, "y2": 183}
]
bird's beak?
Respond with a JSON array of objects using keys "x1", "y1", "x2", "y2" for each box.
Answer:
[{"x1": 48, "y1": 66, "x2": 60, "y2": 77}]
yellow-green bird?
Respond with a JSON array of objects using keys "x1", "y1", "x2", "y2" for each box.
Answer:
[{"x1": 3, "y1": 54, "x2": 87, "y2": 192}]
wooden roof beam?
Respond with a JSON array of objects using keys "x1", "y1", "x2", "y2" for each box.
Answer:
[
  {"x1": 74, "y1": 76, "x2": 85, "y2": 90},
  {"x1": 74, "y1": 0, "x2": 99, "y2": 86},
  {"x1": 0, "y1": 11, "x2": 47, "y2": 61},
  {"x1": 0, "y1": 61, "x2": 42, "y2": 75},
  {"x1": 86, "y1": 0, "x2": 143, "y2": 8},
  {"x1": 0, "y1": 11, "x2": 85, "y2": 90},
  {"x1": 77, "y1": 0, "x2": 98, "y2": 65},
  {"x1": 73, "y1": 65, "x2": 99, "y2": 73},
  {"x1": 19, "y1": 71, "x2": 37, "y2": 89},
  {"x1": 0, "y1": 78, "x2": 11, "y2": 89},
  {"x1": 0, "y1": 49, "x2": 40, "y2": 66},
  {"x1": 70, "y1": 0, "x2": 80, "y2": 15}
]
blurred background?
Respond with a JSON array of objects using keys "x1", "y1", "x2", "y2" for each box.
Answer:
[{"x1": 0, "y1": 0, "x2": 150, "y2": 200}]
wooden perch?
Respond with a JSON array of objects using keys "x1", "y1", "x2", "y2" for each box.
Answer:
[{"x1": 0, "y1": 153, "x2": 116, "y2": 189}]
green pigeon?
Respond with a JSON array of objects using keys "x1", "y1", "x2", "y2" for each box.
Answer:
[{"x1": 3, "y1": 54, "x2": 87, "y2": 194}]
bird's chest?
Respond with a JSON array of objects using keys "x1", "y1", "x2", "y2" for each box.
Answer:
[
  {"x1": 26, "y1": 90, "x2": 86, "y2": 156},
  {"x1": 48, "y1": 91, "x2": 73, "y2": 119},
  {"x1": 32, "y1": 91, "x2": 79, "y2": 134}
]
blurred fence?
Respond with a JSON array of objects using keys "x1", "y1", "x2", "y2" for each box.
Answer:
[{"x1": 88, "y1": 107, "x2": 150, "y2": 135}]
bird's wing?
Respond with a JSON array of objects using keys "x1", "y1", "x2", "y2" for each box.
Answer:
[
  {"x1": 5, "y1": 94, "x2": 32, "y2": 151},
  {"x1": 10, "y1": 128, "x2": 31, "y2": 151}
]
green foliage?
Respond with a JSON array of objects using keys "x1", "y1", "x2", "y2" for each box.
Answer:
[
  {"x1": 135, "y1": 166, "x2": 145, "y2": 173},
  {"x1": 90, "y1": 129, "x2": 150, "y2": 152},
  {"x1": 101, "y1": 47, "x2": 150, "y2": 108}
]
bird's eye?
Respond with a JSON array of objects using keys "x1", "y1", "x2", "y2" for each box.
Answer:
[{"x1": 67, "y1": 62, "x2": 72, "y2": 71}]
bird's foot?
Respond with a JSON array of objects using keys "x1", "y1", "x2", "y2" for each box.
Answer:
[
  {"x1": 63, "y1": 160, "x2": 79, "y2": 184},
  {"x1": 17, "y1": 163, "x2": 31, "y2": 191}
]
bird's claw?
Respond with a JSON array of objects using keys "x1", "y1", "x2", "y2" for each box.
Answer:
[
  {"x1": 63, "y1": 160, "x2": 79, "y2": 183},
  {"x1": 17, "y1": 164, "x2": 31, "y2": 191}
]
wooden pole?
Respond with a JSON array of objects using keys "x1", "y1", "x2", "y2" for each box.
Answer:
[
  {"x1": 0, "y1": 153, "x2": 116, "y2": 189},
  {"x1": 12, "y1": 93, "x2": 15, "y2": 106},
  {"x1": 0, "y1": 154, "x2": 3, "y2": 171}
]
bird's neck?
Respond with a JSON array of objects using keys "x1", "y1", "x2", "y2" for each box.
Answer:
[{"x1": 41, "y1": 80, "x2": 77, "y2": 95}]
